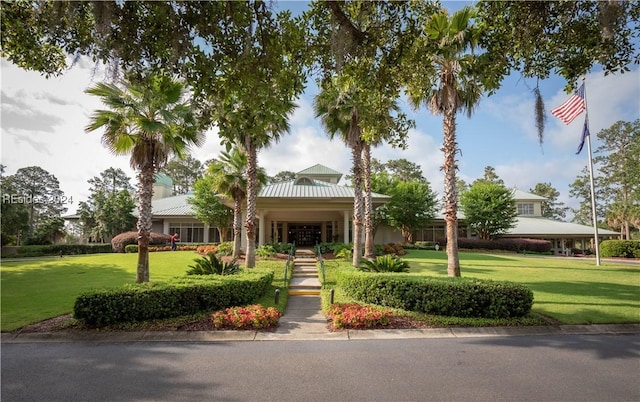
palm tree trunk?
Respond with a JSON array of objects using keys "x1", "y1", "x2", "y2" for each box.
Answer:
[
  {"x1": 351, "y1": 140, "x2": 364, "y2": 267},
  {"x1": 363, "y1": 143, "x2": 376, "y2": 259},
  {"x1": 136, "y1": 166, "x2": 154, "y2": 283},
  {"x1": 232, "y1": 199, "x2": 242, "y2": 259},
  {"x1": 442, "y1": 110, "x2": 461, "y2": 277},
  {"x1": 245, "y1": 140, "x2": 258, "y2": 268}
]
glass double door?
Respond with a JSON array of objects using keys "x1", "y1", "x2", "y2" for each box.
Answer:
[{"x1": 288, "y1": 224, "x2": 321, "y2": 247}]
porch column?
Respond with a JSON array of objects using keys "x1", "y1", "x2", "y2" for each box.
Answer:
[
  {"x1": 273, "y1": 220, "x2": 278, "y2": 243},
  {"x1": 163, "y1": 220, "x2": 170, "y2": 235},
  {"x1": 204, "y1": 224, "x2": 210, "y2": 243},
  {"x1": 343, "y1": 210, "x2": 350, "y2": 243},
  {"x1": 258, "y1": 211, "x2": 265, "y2": 246}
]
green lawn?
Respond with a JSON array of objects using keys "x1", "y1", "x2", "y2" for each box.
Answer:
[
  {"x1": 403, "y1": 250, "x2": 640, "y2": 324},
  {"x1": 2, "y1": 250, "x2": 638, "y2": 331},
  {"x1": 0, "y1": 252, "x2": 288, "y2": 332}
]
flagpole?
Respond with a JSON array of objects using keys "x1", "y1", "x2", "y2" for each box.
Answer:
[{"x1": 582, "y1": 77, "x2": 601, "y2": 266}]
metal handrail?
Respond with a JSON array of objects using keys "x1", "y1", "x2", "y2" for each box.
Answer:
[
  {"x1": 316, "y1": 244, "x2": 326, "y2": 289},
  {"x1": 283, "y1": 242, "x2": 296, "y2": 288}
]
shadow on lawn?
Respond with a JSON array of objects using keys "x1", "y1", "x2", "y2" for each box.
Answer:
[{"x1": 526, "y1": 280, "x2": 640, "y2": 302}]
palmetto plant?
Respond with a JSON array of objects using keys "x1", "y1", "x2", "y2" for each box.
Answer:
[
  {"x1": 187, "y1": 253, "x2": 241, "y2": 276},
  {"x1": 85, "y1": 73, "x2": 204, "y2": 283},
  {"x1": 358, "y1": 254, "x2": 410, "y2": 273}
]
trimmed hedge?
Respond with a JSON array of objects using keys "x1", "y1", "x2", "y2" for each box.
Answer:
[
  {"x1": 111, "y1": 231, "x2": 171, "y2": 253},
  {"x1": 73, "y1": 270, "x2": 274, "y2": 326},
  {"x1": 3, "y1": 244, "x2": 113, "y2": 258},
  {"x1": 600, "y1": 240, "x2": 640, "y2": 258},
  {"x1": 337, "y1": 270, "x2": 533, "y2": 318},
  {"x1": 437, "y1": 237, "x2": 552, "y2": 253}
]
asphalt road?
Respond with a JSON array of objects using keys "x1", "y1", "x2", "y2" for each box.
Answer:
[{"x1": 2, "y1": 334, "x2": 639, "y2": 401}]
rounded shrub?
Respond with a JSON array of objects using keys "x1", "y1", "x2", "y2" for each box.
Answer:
[
  {"x1": 111, "y1": 231, "x2": 171, "y2": 253},
  {"x1": 600, "y1": 240, "x2": 640, "y2": 258}
]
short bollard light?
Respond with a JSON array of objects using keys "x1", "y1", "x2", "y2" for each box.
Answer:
[
  {"x1": 274, "y1": 288, "x2": 280, "y2": 304},
  {"x1": 330, "y1": 288, "x2": 335, "y2": 304}
]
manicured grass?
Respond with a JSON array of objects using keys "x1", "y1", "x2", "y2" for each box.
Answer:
[
  {"x1": 341, "y1": 250, "x2": 637, "y2": 325},
  {"x1": 0, "y1": 252, "x2": 289, "y2": 332},
  {"x1": 3, "y1": 250, "x2": 638, "y2": 331}
]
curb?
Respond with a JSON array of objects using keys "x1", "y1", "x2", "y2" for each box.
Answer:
[{"x1": 2, "y1": 324, "x2": 638, "y2": 344}]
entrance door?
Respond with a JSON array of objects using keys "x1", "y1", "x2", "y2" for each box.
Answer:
[{"x1": 288, "y1": 224, "x2": 321, "y2": 247}]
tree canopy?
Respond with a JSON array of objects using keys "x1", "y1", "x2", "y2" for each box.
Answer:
[
  {"x1": 530, "y1": 182, "x2": 569, "y2": 221},
  {"x1": 460, "y1": 181, "x2": 518, "y2": 240}
]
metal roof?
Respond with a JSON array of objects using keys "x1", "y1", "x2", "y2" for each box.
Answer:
[
  {"x1": 259, "y1": 179, "x2": 389, "y2": 199},
  {"x1": 513, "y1": 189, "x2": 547, "y2": 201},
  {"x1": 149, "y1": 193, "x2": 195, "y2": 216},
  {"x1": 154, "y1": 173, "x2": 173, "y2": 188},
  {"x1": 296, "y1": 164, "x2": 343, "y2": 177},
  {"x1": 509, "y1": 216, "x2": 619, "y2": 237}
]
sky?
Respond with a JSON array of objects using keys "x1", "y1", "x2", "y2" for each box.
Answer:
[{"x1": 1, "y1": 2, "x2": 639, "y2": 219}]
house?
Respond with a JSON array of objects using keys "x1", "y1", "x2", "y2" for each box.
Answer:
[
  {"x1": 150, "y1": 165, "x2": 391, "y2": 247},
  {"x1": 147, "y1": 164, "x2": 618, "y2": 255}
]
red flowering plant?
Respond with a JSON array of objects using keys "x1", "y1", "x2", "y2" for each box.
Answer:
[
  {"x1": 211, "y1": 304, "x2": 281, "y2": 330},
  {"x1": 327, "y1": 303, "x2": 392, "y2": 329}
]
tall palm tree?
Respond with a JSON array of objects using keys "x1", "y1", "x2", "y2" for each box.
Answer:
[
  {"x1": 209, "y1": 147, "x2": 248, "y2": 259},
  {"x1": 244, "y1": 110, "x2": 292, "y2": 267},
  {"x1": 209, "y1": 146, "x2": 267, "y2": 260},
  {"x1": 407, "y1": 6, "x2": 484, "y2": 277},
  {"x1": 85, "y1": 73, "x2": 204, "y2": 283},
  {"x1": 314, "y1": 77, "x2": 365, "y2": 267}
]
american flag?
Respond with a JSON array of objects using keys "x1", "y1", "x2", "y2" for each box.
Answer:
[{"x1": 551, "y1": 84, "x2": 586, "y2": 124}]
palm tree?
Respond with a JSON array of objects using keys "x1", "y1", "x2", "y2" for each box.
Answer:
[
  {"x1": 85, "y1": 73, "x2": 204, "y2": 283},
  {"x1": 209, "y1": 147, "x2": 248, "y2": 259},
  {"x1": 209, "y1": 146, "x2": 267, "y2": 260},
  {"x1": 407, "y1": 6, "x2": 484, "y2": 277},
  {"x1": 242, "y1": 108, "x2": 293, "y2": 268},
  {"x1": 314, "y1": 77, "x2": 365, "y2": 267}
]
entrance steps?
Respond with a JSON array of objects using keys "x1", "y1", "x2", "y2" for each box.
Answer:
[{"x1": 288, "y1": 249, "x2": 321, "y2": 296}]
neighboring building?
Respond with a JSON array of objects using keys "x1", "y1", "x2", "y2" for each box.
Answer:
[
  {"x1": 413, "y1": 189, "x2": 619, "y2": 255},
  {"x1": 68, "y1": 164, "x2": 618, "y2": 254}
]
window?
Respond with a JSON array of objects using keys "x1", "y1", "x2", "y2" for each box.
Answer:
[
  {"x1": 517, "y1": 203, "x2": 534, "y2": 216},
  {"x1": 169, "y1": 222, "x2": 204, "y2": 243},
  {"x1": 294, "y1": 177, "x2": 314, "y2": 185}
]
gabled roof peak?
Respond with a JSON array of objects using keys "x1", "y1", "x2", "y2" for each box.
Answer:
[{"x1": 296, "y1": 164, "x2": 342, "y2": 177}]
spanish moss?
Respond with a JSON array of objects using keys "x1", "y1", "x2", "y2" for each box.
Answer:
[{"x1": 533, "y1": 85, "x2": 546, "y2": 151}]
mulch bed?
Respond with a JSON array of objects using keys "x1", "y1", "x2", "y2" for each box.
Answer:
[{"x1": 15, "y1": 312, "x2": 432, "y2": 334}]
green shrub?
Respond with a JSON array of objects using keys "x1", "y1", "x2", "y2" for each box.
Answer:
[
  {"x1": 317, "y1": 242, "x2": 351, "y2": 255},
  {"x1": 437, "y1": 237, "x2": 552, "y2": 253},
  {"x1": 265, "y1": 242, "x2": 294, "y2": 254},
  {"x1": 359, "y1": 254, "x2": 410, "y2": 273},
  {"x1": 404, "y1": 241, "x2": 437, "y2": 250},
  {"x1": 600, "y1": 240, "x2": 640, "y2": 258},
  {"x1": 8, "y1": 244, "x2": 113, "y2": 258},
  {"x1": 256, "y1": 244, "x2": 277, "y2": 258},
  {"x1": 337, "y1": 270, "x2": 533, "y2": 319},
  {"x1": 335, "y1": 247, "x2": 352, "y2": 260},
  {"x1": 187, "y1": 253, "x2": 240, "y2": 275},
  {"x1": 125, "y1": 244, "x2": 138, "y2": 253},
  {"x1": 216, "y1": 241, "x2": 233, "y2": 256},
  {"x1": 73, "y1": 270, "x2": 274, "y2": 326}
]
